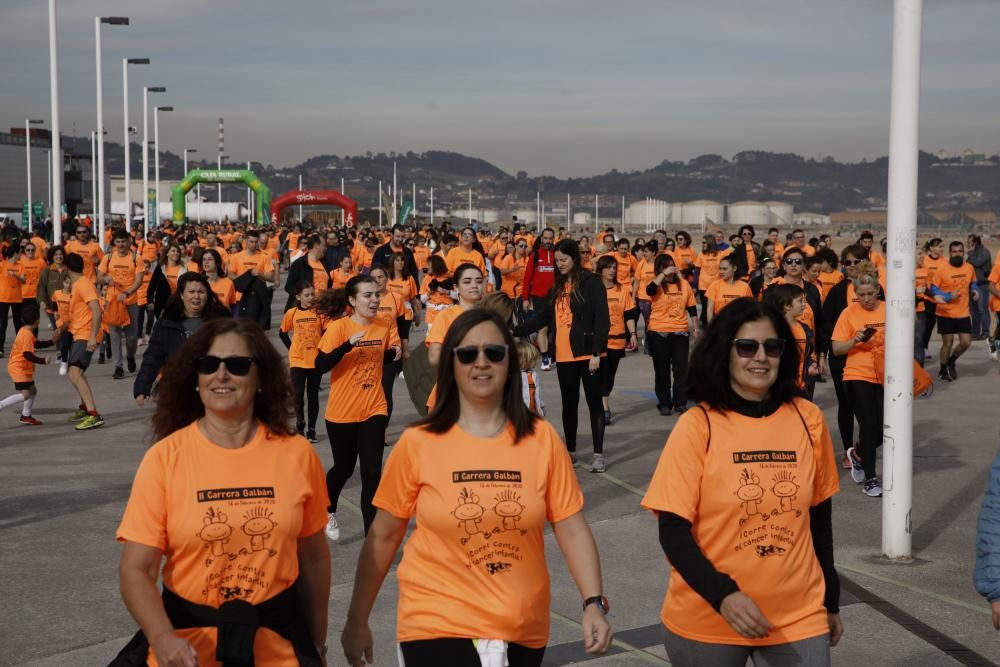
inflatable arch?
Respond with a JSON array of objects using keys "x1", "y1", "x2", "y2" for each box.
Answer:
[
  {"x1": 270, "y1": 190, "x2": 359, "y2": 227},
  {"x1": 171, "y1": 169, "x2": 271, "y2": 225}
]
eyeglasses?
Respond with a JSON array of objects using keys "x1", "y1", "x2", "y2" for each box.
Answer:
[
  {"x1": 517, "y1": 244, "x2": 527, "y2": 248},
  {"x1": 25, "y1": 247, "x2": 35, "y2": 252},
  {"x1": 453, "y1": 344, "x2": 507, "y2": 365},
  {"x1": 196, "y1": 355, "x2": 256, "y2": 376},
  {"x1": 783, "y1": 258, "x2": 803, "y2": 266},
  {"x1": 742, "y1": 232, "x2": 753, "y2": 237},
  {"x1": 841, "y1": 259, "x2": 860, "y2": 266},
  {"x1": 732, "y1": 338, "x2": 785, "y2": 359}
]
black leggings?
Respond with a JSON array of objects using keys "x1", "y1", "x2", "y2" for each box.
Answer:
[
  {"x1": 921, "y1": 301, "x2": 937, "y2": 350},
  {"x1": 601, "y1": 348, "x2": 625, "y2": 398},
  {"x1": 290, "y1": 367, "x2": 322, "y2": 431},
  {"x1": 381, "y1": 358, "x2": 402, "y2": 420},
  {"x1": 324, "y1": 415, "x2": 389, "y2": 532},
  {"x1": 697, "y1": 290, "x2": 709, "y2": 327},
  {"x1": 400, "y1": 638, "x2": 544, "y2": 667},
  {"x1": 0, "y1": 301, "x2": 24, "y2": 350},
  {"x1": 846, "y1": 380, "x2": 883, "y2": 480},
  {"x1": 556, "y1": 359, "x2": 605, "y2": 454},
  {"x1": 649, "y1": 332, "x2": 689, "y2": 409},
  {"x1": 827, "y1": 353, "x2": 855, "y2": 452}
]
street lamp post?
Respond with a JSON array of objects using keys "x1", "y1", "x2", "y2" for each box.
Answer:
[
  {"x1": 142, "y1": 86, "x2": 165, "y2": 238},
  {"x1": 184, "y1": 148, "x2": 197, "y2": 224},
  {"x1": 25, "y1": 119, "x2": 44, "y2": 233},
  {"x1": 123, "y1": 57, "x2": 149, "y2": 233},
  {"x1": 153, "y1": 105, "x2": 173, "y2": 232},
  {"x1": 218, "y1": 154, "x2": 229, "y2": 223},
  {"x1": 90, "y1": 131, "x2": 96, "y2": 219},
  {"x1": 48, "y1": 0, "x2": 63, "y2": 242},
  {"x1": 95, "y1": 16, "x2": 129, "y2": 250}
]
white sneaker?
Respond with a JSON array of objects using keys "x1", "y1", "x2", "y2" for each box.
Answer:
[
  {"x1": 590, "y1": 454, "x2": 607, "y2": 473},
  {"x1": 863, "y1": 478, "x2": 883, "y2": 497},
  {"x1": 59, "y1": 361, "x2": 68, "y2": 376},
  {"x1": 325, "y1": 513, "x2": 340, "y2": 542},
  {"x1": 540, "y1": 358, "x2": 552, "y2": 372},
  {"x1": 846, "y1": 447, "x2": 865, "y2": 484}
]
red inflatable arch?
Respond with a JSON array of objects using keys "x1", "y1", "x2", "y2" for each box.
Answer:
[{"x1": 270, "y1": 190, "x2": 359, "y2": 227}]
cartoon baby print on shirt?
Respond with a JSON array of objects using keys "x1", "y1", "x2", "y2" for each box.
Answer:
[
  {"x1": 198, "y1": 507, "x2": 236, "y2": 566},
  {"x1": 453, "y1": 488, "x2": 489, "y2": 545}
]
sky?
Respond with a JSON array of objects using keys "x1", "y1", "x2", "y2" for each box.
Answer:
[{"x1": 1, "y1": 0, "x2": 998, "y2": 178}]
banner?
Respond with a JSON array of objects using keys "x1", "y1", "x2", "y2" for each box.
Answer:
[{"x1": 398, "y1": 199, "x2": 413, "y2": 225}]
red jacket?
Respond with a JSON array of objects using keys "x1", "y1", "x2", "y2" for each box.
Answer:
[{"x1": 522, "y1": 247, "x2": 555, "y2": 299}]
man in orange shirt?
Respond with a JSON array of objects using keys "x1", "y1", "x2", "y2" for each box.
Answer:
[
  {"x1": 64, "y1": 253, "x2": 104, "y2": 430},
  {"x1": 98, "y1": 229, "x2": 144, "y2": 380},
  {"x1": 65, "y1": 225, "x2": 104, "y2": 283},
  {"x1": 930, "y1": 240, "x2": 978, "y2": 381}
]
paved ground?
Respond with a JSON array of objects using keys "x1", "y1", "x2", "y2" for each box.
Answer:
[{"x1": 2, "y1": 299, "x2": 999, "y2": 666}]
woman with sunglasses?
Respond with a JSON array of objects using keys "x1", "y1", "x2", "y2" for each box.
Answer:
[
  {"x1": 498, "y1": 238, "x2": 530, "y2": 300},
  {"x1": 642, "y1": 298, "x2": 842, "y2": 666},
  {"x1": 831, "y1": 263, "x2": 886, "y2": 498},
  {"x1": 596, "y1": 255, "x2": 638, "y2": 428},
  {"x1": 767, "y1": 247, "x2": 821, "y2": 336},
  {"x1": 134, "y1": 273, "x2": 232, "y2": 408},
  {"x1": 818, "y1": 244, "x2": 870, "y2": 469},
  {"x1": 342, "y1": 309, "x2": 613, "y2": 667},
  {"x1": 514, "y1": 239, "x2": 610, "y2": 472},
  {"x1": 315, "y1": 275, "x2": 401, "y2": 541},
  {"x1": 116, "y1": 318, "x2": 331, "y2": 667}
]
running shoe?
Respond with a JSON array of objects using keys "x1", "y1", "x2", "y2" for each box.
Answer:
[
  {"x1": 540, "y1": 357, "x2": 552, "y2": 372},
  {"x1": 990, "y1": 338, "x2": 1000, "y2": 362},
  {"x1": 938, "y1": 368, "x2": 952, "y2": 383},
  {"x1": 98, "y1": 353, "x2": 105, "y2": 365},
  {"x1": 19, "y1": 415, "x2": 43, "y2": 426},
  {"x1": 74, "y1": 414, "x2": 105, "y2": 430},
  {"x1": 59, "y1": 361, "x2": 68, "y2": 376},
  {"x1": 570, "y1": 453, "x2": 581, "y2": 467},
  {"x1": 69, "y1": 408, "x2": 89, "y2": 422},
  {"x1": 296, "y1": 422, "x2": 305, "y2": 436},
  {"x1": 127, "y1": 356, "x2": 137, "y2": 373},
  {"x1": 112, "y1": 367, "x2": 125, "y2": 380},
  {"x1": 862, "y1": 478, "x2": 883, "y2": 497},
  {"x1": 846, "y1": 446, "x2": 865, "y2": 484},
  {"x1": 603, "y1": 410, "x2": 612, "y2": 426},
  {"x1": 674, "y1": 405, "x2": 688, "y2": 415},
  {"x1": 325, "y1": 513, "x2": 340, "y2": 542},
  {"x1": 590, "y1": 454, "x2": 607, "y2": 473},
  {"x1": 306, "y1": 430, "x2": 319, "y2": 443},
  {"x1": 659, "y1": 405, "x2": 673, "y2": 416},
  {"x1": 841, "y1": 453, "x2": 852, "y2": 470},
  {"x1": 947, "y1": 361, "x2": 958, "y2": 381}
]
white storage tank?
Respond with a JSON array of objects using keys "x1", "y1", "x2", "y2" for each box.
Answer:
[
  {"x1": 573, "y1": 212, "x2": 592, "y2": 227},
  {"x1": 480, "y1": 208, "x2": 500, "y2": 224},
  {"x1": 681, "y1": 200, "x2": 724, "y2": 226},
  {"x1": 765, "y1": 201, "x2": 794, "y2": 226},
  {"x1": 628, "y1": 199, "x2": 671, "y2": 229},
  {"x1": 727, "y1": 201, "x2": 769, "y2": 228}
]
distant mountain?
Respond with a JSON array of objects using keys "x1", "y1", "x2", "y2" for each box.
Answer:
[{"x1": 60, "y1": 136, "x2": 1000, "y2": 213}]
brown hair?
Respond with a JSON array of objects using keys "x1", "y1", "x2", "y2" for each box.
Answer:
[{"x1": 151, "y1": 318, "x2": 295, "y2": 441}]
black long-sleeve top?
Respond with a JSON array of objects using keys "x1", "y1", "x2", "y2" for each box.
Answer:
[{"x1": 657, "y1": 394, "x2": 840, "y2": 615}]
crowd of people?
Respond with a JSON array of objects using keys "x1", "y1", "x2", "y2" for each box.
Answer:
[{"x1": 2, "y1": 213, "x2": 998, "y2": 666}]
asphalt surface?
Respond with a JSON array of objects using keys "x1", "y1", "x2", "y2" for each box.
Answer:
[{"x1": 2, "y1": 299, "x2": 999, "y2": 666}]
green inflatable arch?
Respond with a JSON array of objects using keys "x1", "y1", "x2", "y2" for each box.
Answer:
[{"x1": 171, "y1": 169, "x2": 271, "y2": 226}]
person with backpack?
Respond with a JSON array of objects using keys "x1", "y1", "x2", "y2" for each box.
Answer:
[{"x1": 98, "y1": 229, "x2": 144, "y2": 380}]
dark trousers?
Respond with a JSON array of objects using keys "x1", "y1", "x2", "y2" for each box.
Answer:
[
  {"x1": 290, "y1": 367, "x2": 322, "y2": 431},
  {"x1": 58, "y1": 330, "x2": 72, "y2": 362},
  {"x1": 827, "y1": 353, "x2": 855, "y2": 452},
  {"x1": 601, "y1": 348, "x2": 625, "y2": 398},
  {"x1": 400, "y1": 639, "x2": 544, "y2": 667},
  {"x1": 324, "y1": 416, "x2": 389, "y2": 533},
  {"x1": 697, "y1": 290, "x2": 709, "y2": 327},
  {"x1": 381, "y1": 358, "x2": 402, "y2": 420},
  {"x1": 556, "y1": 359, "x2": 605, "y2": 454},
  {"x1": 921, "y1": 301, "x2": 937, "y2": 350},
  {"x1": 914, "y1": 311, "x2": 926, "y2": 366},
  {"x1": 846, "y1": 380, "x2": 883, "y2": 480},
  {"x1": 637, "y1": 299, "x2": 652, "y2": 353},
  {"x1": 649, "y1": 332, "x2": 689, "y2": 409},
  {"x1": 0, "y1": 301, "x2": 24, "y2": 350}
]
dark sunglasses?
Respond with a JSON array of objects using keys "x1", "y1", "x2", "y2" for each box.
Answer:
[
  {"x1": 732, "y1": 338, "x2": 785, "y2": 359},
  {"x1": 783, "y1": 258, "x2": 804, "y2": 266},
  {"x1": 841, "y1": 259, "x2": 861, "y2": 266},
  {"x1": 517, "y1": 243, "x2": 527, "y2": 248},
  {"x1": 453, "y1": 344, "x2": 507, "y2": 365},
  {"x1": 196, "y1": 355, "x2": 256, "y2": 376}
]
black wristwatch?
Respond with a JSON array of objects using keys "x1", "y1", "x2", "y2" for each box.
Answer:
[{"x1": 583, "y1": 595, "x2": 610, "y2": 615}]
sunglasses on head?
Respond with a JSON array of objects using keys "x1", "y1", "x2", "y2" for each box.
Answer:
[
  {"x1": 732, "y1": 338, "x2": 785, "y2": 359},
  {"x1": 196, "y1": 355, "x2": 256, "y2": 376},
  {"x1": 783, "y1": 258, "x2": 803, "y2": 266},
  {"x1": 453, "y1": 344, "x2": 507, "y2": 365}
]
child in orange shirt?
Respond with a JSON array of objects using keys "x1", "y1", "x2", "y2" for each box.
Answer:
[
  {"x1": 1, "y1": 306, "x2": 52, "y2": 425},
  {"x1": 279, "y1": 281, "x2": 328, "y2": 442},
  {"x1": 52, "y1": 273, "x2": 73, "y2": 375}
]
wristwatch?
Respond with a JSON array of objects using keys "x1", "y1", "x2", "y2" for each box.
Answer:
[{"x1": 583, "y1": 595, "x2": 610, "y2": 615}]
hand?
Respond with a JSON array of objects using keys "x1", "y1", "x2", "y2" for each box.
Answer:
[
  {"x1": 524, "y1": 300, "x2": 533, "y2": 312},
  {"x1": 117, "y1": 293, "x2": 127, "y2": 302},
  {"x1": 973, "y1": 290, "x2": 981, "y2": 302},
  {"x1": 341, "y1": 621, "x2": 373, "y2": 667},
  {"x1": 86, "y1": 337, "x2": 97, "y2": 353},
  {"x1": 828, "y1": 612, "x2": 844, "y2": 646},
  {"x1": 391, "y1": 345, "x2": 402, "y2": 361},
  {"x1": 150, "y1": 632, "x2": 198, "y2": 667},
  {"x1": 933, "y1": 295, "x2": 946, "y2": 304},
  {"x1": 852, "y1": 330, "x2": 868, "y2": 344},
  {"x1": 807, "y1": 362, "x2": 820, "y2": 377},
  {"x1": 588, "y1": 356, "x2": 600, "y2": 374},
  {"x1": 819, "y1": 356, "x2": 829, "y2": 378},
  {"x1": 136, "y1": 395, "x2": 148, "y2": 408},
  {"x1": 402, "y1": 346, "x2": 411, "y2": 361},
  {"x1": 720, "y1": 592, "x2": 772, "y2": 638},
  {"x1": 348, "y1": 330, "x2": 367, "y2": 345},
  {"x1": 582, "y1": 604, "x2": 613, "y2": 655},
  {"x1": 992, "y1": 600, "x2": 1000, "y2": 630}
]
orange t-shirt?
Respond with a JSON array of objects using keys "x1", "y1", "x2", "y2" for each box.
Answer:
[
  {"x1": 672, "y1": 246, "x2": 697, "y2": 270},
  {"x1": 694, "y1": 250, "x2": 732, "y2": 291},
  {"x1": 318, "y1": 317, "x2": 399, "y2": 423},
  {"x1": 53, "y1": 288, "x2": 71, "y2": 327},
  {"x1": 816, "y1": 270, "x2": 844, "y2": 303},
  {"x1": 306, "y1": 259, "x2": 329, "y2": 295},
  {"x1": 425, "y1": 304, "x2": 464, "y2": 348},
  {"x1": 375, "y1": 290, "x2": 406, "y2": 328},
  {"x1": 139, "y1": 239, "x2": 160, "y2": 265},
  {"x1": 421, "y1": 278, "x2": 456, "y2": 326},
  {"x1": 641, "y1": 399, "x2": 839, "y2": 646},
  {"x1": 606, "y1": 252, "x2": 637, "y2": 286},
  {"x1": 554, "y1": 284, "x2": 592, "y2": 363},
  {"x1": 931, "y1": 262, "x2": 976, "y2": 319},
  {"x1": 790, "y1": 321, "x2": 810, "y2": 388},
  {"x1": 387, "y1": 277, "x2": 418, "y2": 321},
  {"x1": 0, "y1": 259, "x2": 23, "y2": 303},
  {"x1": 915, "y1": 266, "x2": 928, "y2": 314},
  {"x1": 8, "y1": 326, "x2": 43, "y2": 383},
  {"x1": 705, "y1": 279, "x2": 752, "y2": 315},
  {"x1": 65, "y1": 240, "x2": 104, "y2": 283},
  {"x1": 19, "y1": 257, "x2": 45, "y2": 301},
  {"x1": 280, "y1": 307, "x2": 327, "y2": 369},
  {"x1": 330, "y1": 268, "x2": 356, "y2": 291},
  {"x1": 69, "y1": 276, "x2": 100, "y2": 341},
  {"x1": 228, "y1": 251, "x2": 269, "y2": 279},
  {"x1": 635, "y1": 258, "x2": 656, "y2": 302},
  {"x1": 922, "y1": 254, "x2": 947, "y2": 284},
  {"x1": 373, "y1": 420, "x2": 584, "y2": 648},
  {"x1": 163, "y1": 264, "x2": 184, "y2": 293},
  {"x1": 99, "y1": 252, "x2": 142, "y2": 305},
  {"x1": 413, "y1": 246, "x2": 431, "y2": 274},
  {"x1": 445, "y1": 247, "x2": 487, "y2": 276},
  {"x1": 832, "y1": 302, "x2": 886, "y2": 384},
  {"x1": 498, "y1": 254, "x2": 527, "y2": 299},
  {"x1": 988, "y1": 263, "x2": 1000, "y2": 313},
  {"x1": 115, "y1": 422, "x2": 328, "y2": 667},
  {"x1": 208, "y1": 276, "x2": 237, "y2": 308},
  {"x1": 605, "y1": 284, "x2": 635, "y2": 351},
  {"x1": 647, "y1": 280, "x2": 696, "y2": 333}
]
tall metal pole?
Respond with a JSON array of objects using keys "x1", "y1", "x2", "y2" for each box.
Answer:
[
  {"x1": 25, "y1": 119, "x2": 43, "y2": 233},
  {"x1": 46, "y1": 150, "x2": 52, "y2": 222},
  {"x1": 48, "y1": 0, "x2": 63, "y2": 242},
  {"x1": 142, "y1": 88, "x2": 148, "y2": 235},
  {"x1": 123, "y1": 57, "x2": 149, "y2": 233},
  {"x1": 393, "y1": 161, "x2": 397, "y2": 208},
  {"x1": 621, "y1": 195, "x2": 625, "y2": 234},
  {"x1": 217, "y1": 154, "x2": 223, "y2": 222},
  {"x1": 595, "y1": 194, "x2": 599, "y2": 234},
  {"x1": 411, "y1": 182, "x2": 415, "y2": 223},
  {"x1": 566, "y1": 193, "x2": 570, "y2": 228},
  {"x1": 90, "y1": 132, "x2": 96, "y2": 218},
  {"x1": 298, "y1": 174, "x2": 303, "y2": 221},
  {"x1": 430, "y1": 187, "x2": 434, "y2": 226},
  {"x1": 468, "y1": 187, "x2": 472, "y2": 224},
  {"x1": 246, "y1": 161, "x2": 252, "y2": 225},
  {"x1": 95, "y1": 18, "x2": 105, "y2": 248},
  {"x1": 378, "y1": 179, "x2": 382, "y2": 229},
  {"x1": 537, "y1": 192, "x2": 541, "y2": 233},
  {"x1": 345, "y1": 177, "x2": 349, "y2": 226},
  {"x1": 882, "y1": 0, "x2": 923, "y2": 561},
  {"x1": 154, "y1": 109, "x2": 160, "y2": 230}
]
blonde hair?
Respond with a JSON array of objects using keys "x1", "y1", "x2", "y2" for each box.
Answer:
[
  {"x1": 481, "y1": 292, "x2": 514, "y2": 322},
  {"x1": 516, "y1": 340, "x2": 540, "y2": 370},
  {"x1": 851, "y1": 260, "x2": 880, "y2": 291}
]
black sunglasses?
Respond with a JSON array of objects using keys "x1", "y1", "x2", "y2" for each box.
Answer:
[
  {"x1": 841, "y1": 259, "x2": 861, "y2": 266},
  {"x1": 732, "y1": 338, "x2": 785, "y2": 359},
  {"x1": 783, "y1": 258, "x2": 804, "y2": 266},
  {"x1": 453, "y1": 344, "x2": 507, "y2": 365},
  {"x1": 196, "y1": 355, "x2": 256, "y2": 376}
]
